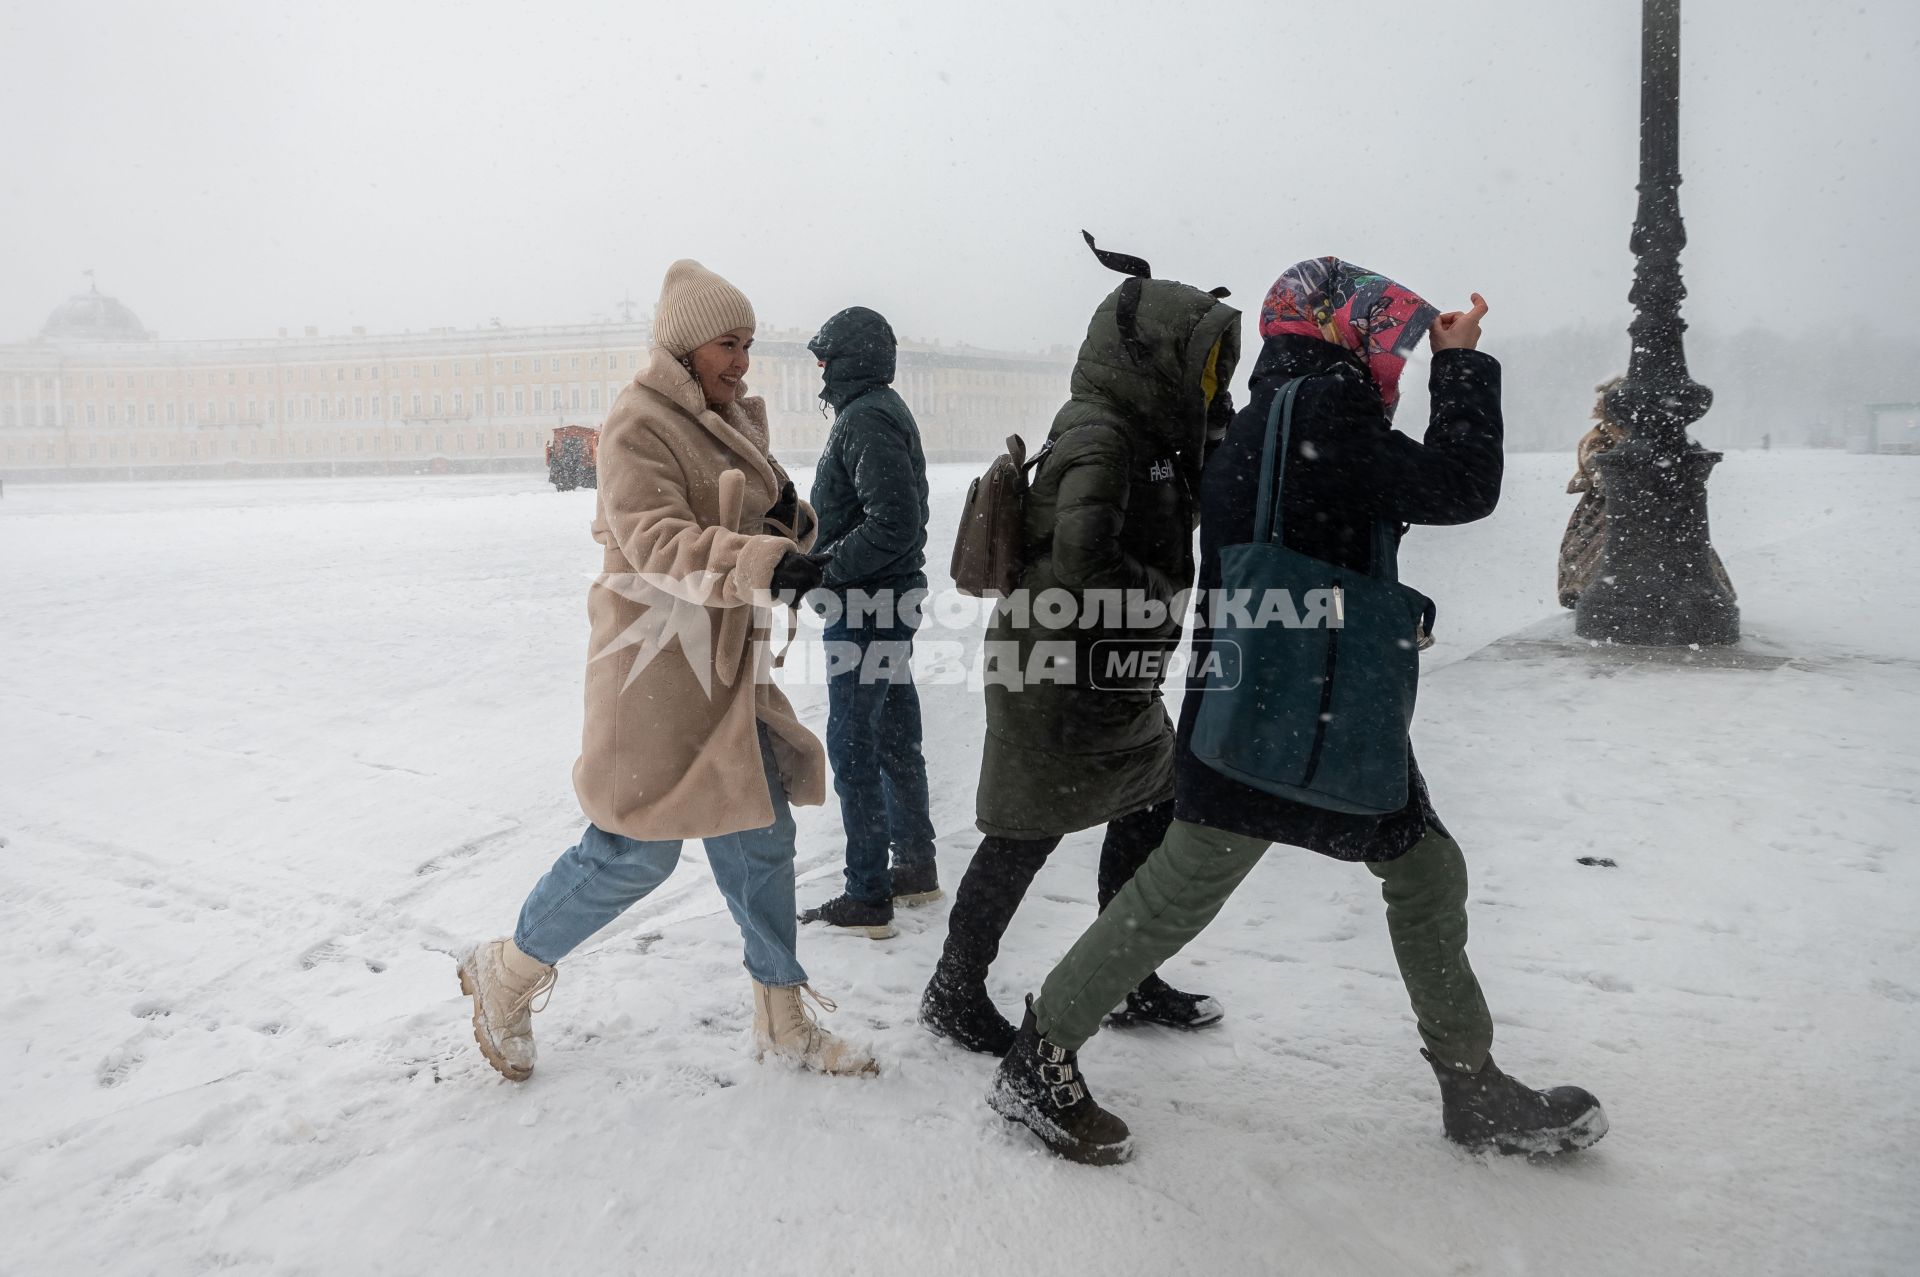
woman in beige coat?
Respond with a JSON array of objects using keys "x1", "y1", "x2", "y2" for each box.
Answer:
[{"x1": 459, "y1": 260, "x2": 874, "y2": 1079}]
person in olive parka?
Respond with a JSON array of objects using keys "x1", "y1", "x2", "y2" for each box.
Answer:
[
  {"x1": 921, "y1": 238, "x2": 1241, "y2": 1053},
  {"x1": 797, "y1": 306, "x2": 940, "y2": 937}
]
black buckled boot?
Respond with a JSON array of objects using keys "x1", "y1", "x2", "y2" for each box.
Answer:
[
  {"x1": 1425, "y1": 1049, "x2": 1609, "y2": 1156},
  {"x1": 987, "y1": 998, "x2": 1133, "y2": 1166}
]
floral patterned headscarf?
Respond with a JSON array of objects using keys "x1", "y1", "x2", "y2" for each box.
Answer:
[{"x1": 1259, "y1": 257, "x2": 1439, "y2": 417}]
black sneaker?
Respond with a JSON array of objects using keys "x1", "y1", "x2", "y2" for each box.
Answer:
[
  {"x1": 920, "y1": 967, "x2": 1016, "y2": 1056},
  {"x1": 798, "y1": 892, "x2": 895, "y2": 940},
  {"x1": 1105, "y1": 972, "x2": 1224, "y2": 1031},
  {"x1": 1425, "y1": 1049, "x2": 1609, "y2": 1156},
  {"x1": 889, "y1": 857, "x2": 943, "y2": 906},
  {"x1": 987, "y1": 997, "x2": 1133, "y2": 1165}
]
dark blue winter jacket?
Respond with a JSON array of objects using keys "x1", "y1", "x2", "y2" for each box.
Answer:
[{"x1": 806, "y1": 307, "x2": 930, "y2": 599}]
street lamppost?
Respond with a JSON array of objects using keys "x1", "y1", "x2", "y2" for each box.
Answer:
[{"x1": 1575, "y1": 0, "x2": 1739, "y2": 646}]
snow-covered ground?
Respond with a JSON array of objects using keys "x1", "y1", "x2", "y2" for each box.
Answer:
[{"x1": 2, "y1": 452, "x2": 1916, "y2": 1276}]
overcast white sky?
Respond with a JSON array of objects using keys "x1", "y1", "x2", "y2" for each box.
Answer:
[{"x1": 1, "y1": 0, "x2": 1912, "y2": 353}]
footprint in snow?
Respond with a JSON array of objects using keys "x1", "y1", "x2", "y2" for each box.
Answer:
[
  {"x1": 1558, "y1": 969, "x2": 1634, "y2": 994},
  {"x1": 297, "y1": 939, "x2": 387, "y2": 974},
  {"x1": 298, "y1": 940, "x2": 345, "y2": 970},
  {"x1": 661, "y1": 1064, "x2": 737, "y2": 1097},
  {"x1": 97, "y1": 1047, "x2": 143, "y2": 1088}
]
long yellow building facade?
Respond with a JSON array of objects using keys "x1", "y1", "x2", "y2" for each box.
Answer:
[{"x1": 1, "y1": 286, "x2": 1073, "y2": 481}]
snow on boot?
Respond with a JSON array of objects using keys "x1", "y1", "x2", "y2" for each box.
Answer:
[
  {"x1": 919, "y1": 966, "x2": 1016, "y2": 1056},
  {"x1": 1105, "y1": 971, "x2": 1225, "y2": 1032},
  {"x1": 798, "y1": 892, "x2": 895, "y2": 939},
  {"x1": 889, "y1": 858, "x2": 943, "y2": 906},
  {"x1": 987, "y1": 997, "x2": 1132, "y2": 1166},
  {"x1": 752, "y1": 981, "x2": 879, "y2": 1077},
  {"x1": 456, "y1": 938, "x2": 556, "y2": 1082},
  {"x1": 1424, "y1": 1049, "x2": 1609, "y2": 1156}
]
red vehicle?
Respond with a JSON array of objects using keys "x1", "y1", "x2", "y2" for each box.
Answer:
[{"x1": 546, "y1": 425, "x2": 600, "y2": 491}]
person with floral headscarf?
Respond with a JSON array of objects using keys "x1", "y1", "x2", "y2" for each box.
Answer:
[{"x1": 985, "y1": 259, "x2": 1609, "y2": 1168}]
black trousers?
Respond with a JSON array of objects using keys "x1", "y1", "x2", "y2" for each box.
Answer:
[{"x1": 934, "y1": 800, "x2": 1176, "y2": 987}]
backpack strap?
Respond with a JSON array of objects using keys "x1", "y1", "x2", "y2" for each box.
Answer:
[
  {"x1": 1023, "y1": 419, "x2": 1110, "y2": 478},
  {"x1": 1253, "y1": 377, "x2": 1307, "y2": 547},
  {"x1": 1370, "y1": 519, "x2": 1402, "y2": 584}
]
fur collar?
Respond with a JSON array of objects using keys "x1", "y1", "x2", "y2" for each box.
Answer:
[{"x1": 634, "y1": 346, "x2": 776, "y2": 490}]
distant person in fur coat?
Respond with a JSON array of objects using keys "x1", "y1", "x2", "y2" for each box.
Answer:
[{"x1": 1557, "y1": 376, "x2": 1734, "y2": 610}]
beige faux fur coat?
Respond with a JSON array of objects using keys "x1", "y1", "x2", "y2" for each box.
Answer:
[{"x1": 571, "y1": 347, "x2": 825, "y2": 840}]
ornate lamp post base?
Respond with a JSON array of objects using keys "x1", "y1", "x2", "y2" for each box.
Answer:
[{"x1": 1575, "y1": 437, "x2": 1739, "y2": 646}]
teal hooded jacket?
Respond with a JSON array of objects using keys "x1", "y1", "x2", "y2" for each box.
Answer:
[{"x1": 806, "y1": 306, "x2": 930, "y2": 598}]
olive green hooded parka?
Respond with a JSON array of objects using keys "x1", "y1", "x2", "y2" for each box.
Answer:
[{"x1": 975, "y1": 277, "x2": 1240, "y2": 839}]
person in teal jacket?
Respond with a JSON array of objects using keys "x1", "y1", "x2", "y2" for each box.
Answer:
[{"x1": 798, "y1": 306, "x2": 939, "y2": 938}]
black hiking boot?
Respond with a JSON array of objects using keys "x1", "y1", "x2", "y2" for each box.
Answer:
[
  {"x1": 1425, "y1": 1049, "x2": 1609, "y2": 1156},
  {"x1": 889, "y1": 857, "x2": 943, "y2": 906},
  {"x1": 920, "y1": 967, "x2": 1016, "y2": 1056},
  {"x1": 798, "y1": 893, "x2": 895, "y2": 940},
  {"x1": 1105, "y1": 972, "x2": 1225, "y2": 1032},
  {"x1": 987, "y1": 998, "x2": 1133, "y2": 1165}
]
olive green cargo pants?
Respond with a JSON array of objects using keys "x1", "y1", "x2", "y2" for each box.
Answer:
[{"x1": 1033, "y1": 819, "x2": 1495, "y2": 1070}]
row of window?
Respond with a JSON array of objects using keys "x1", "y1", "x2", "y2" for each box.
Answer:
[
  {"x1": 5, "y1": 430, "x2": 544, "y2": 464},
  {"x1": 14, "y1": 357, "x2": 1057, "y2": 400},
  {"x1": 10, "y1": 352, "x2": 644, "y2": 395},
  {"x1": 1, "y1": 383, "x2": 624, "y2": 429},
  {"x1": 5, "y1": 410, "x2": 1030, "y2": 467},
  {"x1": 1, "y1": 384, "x2": 1055, "y2": 432}
]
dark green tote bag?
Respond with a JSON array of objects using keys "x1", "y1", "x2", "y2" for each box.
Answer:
[{"x1": 1190, "y1": 376, "x2": 1434, "y2": 816}]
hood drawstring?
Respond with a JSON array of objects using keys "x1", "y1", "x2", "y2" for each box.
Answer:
[
  {"x1": 1079, "y1": 230, "x2": 1240, "y2": 441},
  {"x1": 1082, "y1": 230, "x2": 1232, "y2": 371},
  {"x1": 1084, "y1": 231, "x2": 1153, "y2": 367}
]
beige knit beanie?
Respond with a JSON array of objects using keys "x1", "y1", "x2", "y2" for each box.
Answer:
[{"x1": 652, "y1": 259, "x2": 756, "y2": 357}]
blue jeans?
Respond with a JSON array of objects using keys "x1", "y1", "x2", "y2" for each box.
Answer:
[
  {"x1": 824, "y1": 610, "x2": 936, "y2": 903},
  {"x1": 513, "y1": 726, "x2": 808, "y2": 987}
]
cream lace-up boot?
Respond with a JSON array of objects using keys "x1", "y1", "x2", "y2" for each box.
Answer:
[
  {"x1": 751, "y1": 981, "x2": 878, "y2": 1076},
  {"x1": 457, "y1": 938, "x2": 556, "y2": 1081}
]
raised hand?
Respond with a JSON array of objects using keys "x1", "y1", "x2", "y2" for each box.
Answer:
[{"x1": 1430, "y1": 293, "x2": 1489, "y2": 352}]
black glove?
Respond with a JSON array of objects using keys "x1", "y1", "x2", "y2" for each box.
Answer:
[
  {"x1": 1204, "y1": 389, "x2": 1237, "y2": 462},
  {"x1": 769, "y1": 550, "x2": 830, "y2": 604},
  {"x1": 766, "y1": 480, "x2": 799, "y2": 532}
]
